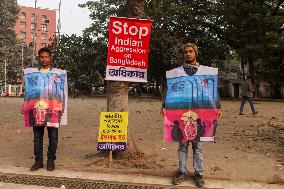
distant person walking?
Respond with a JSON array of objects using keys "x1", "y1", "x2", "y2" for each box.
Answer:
[
  {"x1": 239, "y1": 75, "x2": 257, "y2": 115},
  {"x1": 21, "y1": 47, "x2": 68, "y2": 171}
]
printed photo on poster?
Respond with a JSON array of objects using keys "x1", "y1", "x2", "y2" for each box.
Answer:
[
  {"x1": 22, "y1": 68, "x2": 68, "y2": 128},
  {"x1": 164, "y1": 66, "x2": 219, "y2": 142}
]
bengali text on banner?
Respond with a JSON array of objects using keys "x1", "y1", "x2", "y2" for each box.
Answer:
[{"x1": 97, "y1": 112, "x2": 128, "y2": 151}]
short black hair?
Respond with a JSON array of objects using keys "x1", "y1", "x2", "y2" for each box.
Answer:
[{"x1": 38, "y1": 47, "x2": 52, "y2": 56}]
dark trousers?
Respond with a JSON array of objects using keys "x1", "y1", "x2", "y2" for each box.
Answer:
[
  {"x1": 33, "y1": 126, "x2": 58, "y2": 162},
  {"x1": 240, "y1": 96, "x2": 256, "y2": 114}
]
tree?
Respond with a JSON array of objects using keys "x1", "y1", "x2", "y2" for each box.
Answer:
[
  {"x1": 81, "y1": 0, "x2": 232, "y2": 83},
  {"x1": 81, "y1": 0, "x2": 283, "y2": 98},
  {"x1": 107, "y1": 0, "x2": 147, "y2": 111},
  {"x1": 0, "y1": 0, "x2": 20, "y2": 82},
  {"x1": 50, "y1": 35, "x2": 105, "y2": 95},
  {"x1": 272, "y1": 0, "x2": 284, "y2": 15},
  {"x1": 209, "y1": 0, "x2": 284, "y2": 85},
  {"x1": 79, "y1": 0, "x2": 126, "y2": 38},
  {"x1": 0, "y1": 0, "x2": 19, "y2": 57},
  {"x1": 145, "y1": 0, "x2": 231, "y2": 91}
]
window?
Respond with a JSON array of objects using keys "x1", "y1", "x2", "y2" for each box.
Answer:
[
  {"x1": 20, "y1": 22, "x2": 26, "y2": 29},
  {"x1": 31, "y1": 23, "x2": 35, "y2": 30},
  {"x1": 31, "y1": 32, "x2": 37, "y2": 39},
  {"x1": 41, "y1": 43, "x2": 47, "y2": 47},
  {"x1": 20, "y1": 32, "x2": 26, "y2": 39},
  {"x1": 31, "y1": 13, "x2": 36, "y2": 21},
  {"x1": 41, "y1": 15, "x2": 47, "y2": 21},
  {"x1": 41, "y1": 24, "x2": 47, "y2": 31},
  {"x1": 20, "y1": 12, "x2": 26, "y2": 20},
  {"x1": 41, "y1": 33, "x2": 47, "y2": 40}
]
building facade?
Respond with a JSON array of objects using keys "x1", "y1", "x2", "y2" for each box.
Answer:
[{"x1": 15, "y1": 6, "x2": 56, "y2": 53}]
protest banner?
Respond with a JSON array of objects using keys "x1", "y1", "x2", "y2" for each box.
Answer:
[
  {"x1": 97, "y1": 112, "x2": 128, "y2": 151},
  {"x1": 164, "y1": 66, "x2": 220, "y2": 142},
  {"x1": 105, "y1": 16, "x2": 153, "y2": 82},
  {"x1": 23, "y1": 68, "x2": 68, "y2": 128}
]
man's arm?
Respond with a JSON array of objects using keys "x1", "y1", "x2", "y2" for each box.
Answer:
[
  {"x1": 217, "y1": 92, "x2": 222, "y2": 120},
  {"x1": 161, "y1": 76, "x2": 167, "y2": 116},
  {"x1": 21, "y1": 77, "x2": 25, "y2": 114},
  {"x1": 62, "y1": 73, "x2": 68, "y2": 112},
  {"x1": 248, "y1": 81, "x2": 254, "y2": 92}
]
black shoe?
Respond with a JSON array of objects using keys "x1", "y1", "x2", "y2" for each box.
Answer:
[
  {"x1": 194, "y1": 172, "x2": 205, "y2": 187},
  {"x1": 239, "y1": 112, "x2": 244, "y2": 115},
  {"x1": 30, "y1": 161, "x2": 43, "y2": 171},
  {"x1": 172, "y1": 172, "x2": 186, "y2": 185},
  {"x1": 253, "y1": 111, "x2": 258, "y2": 115},
  {"x1": 47, "y1": 160, "x2": 55, "y2": 171}
]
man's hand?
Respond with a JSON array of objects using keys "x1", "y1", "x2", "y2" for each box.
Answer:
[
  {"x1": 160, "y1": 101, "x2": 165, "y2": 117},
  {"x1": 217, "y1": 109, "x2": 222, "y2": 120},
  {"x1": 21, "y1": 108, "x2": 25, "y2": 114},
  {"x1": 160, "y1": 106, "x2": 165, "y2": 117}
]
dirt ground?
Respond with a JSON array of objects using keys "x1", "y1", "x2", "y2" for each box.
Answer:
[{"x1": 0, "y1": 97, "x2": 283, "y2": 184}]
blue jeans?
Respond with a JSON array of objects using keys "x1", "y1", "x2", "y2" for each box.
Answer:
[
  {"x1": 33, "y1": 126, "x2": 58, "y2": 161},
  {"x1": 178, "y1": 141, "x2": 203, "y2": 175},
  {"x1": 240, "y1": 96, "x2": 256, "y2": 114}
]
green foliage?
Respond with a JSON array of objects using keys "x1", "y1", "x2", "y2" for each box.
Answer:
[
  {"x1": 6, "y1": 44, "x2": 33, "y2": 83},
  {"x1": 229, "y1": 0, "x2": 282, "y2": 84},
  {"x1": 0, "y1": 0, "x2": 21, "y2": 83},
  {"x1": 79, "y1": 0, "x2": 126, "y2": 38},
  {"x1": 147, "y1": 0, "x2": 231, "y2": 82},
  {"x1": 52, "y1": 0, "x2": 283, "y2": 95},
  {"x1": 80, "y1": 0, "x2": 231, "y2": 80},
  {"x1": 50, "y1": 35, "x2": 105, "y2": 94},
  {"x1": 0, "y1": 0, "x2": 19, "y2": 56}
]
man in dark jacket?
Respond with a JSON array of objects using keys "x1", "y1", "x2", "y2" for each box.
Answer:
[{"x1": 239, "y1": 75, "x2": 258, "y2": 115}]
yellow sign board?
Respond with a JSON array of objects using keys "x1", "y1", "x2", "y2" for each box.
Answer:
[{"x1": 97, "y1": 112, "x2": 128, "y2": 151}]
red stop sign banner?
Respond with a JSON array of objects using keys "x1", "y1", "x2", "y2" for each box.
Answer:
[{"x1": 105, "y1": 16, "x2": 153, "y2": 83}]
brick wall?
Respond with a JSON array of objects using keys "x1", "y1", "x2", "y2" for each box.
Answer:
[{"x1": 15, "y1": 6, "x2": 56, "y2": 53}]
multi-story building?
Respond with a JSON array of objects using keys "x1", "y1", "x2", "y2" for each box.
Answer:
[{"x1": 15, "y1": 6, "x2": 56, "y2": 53}]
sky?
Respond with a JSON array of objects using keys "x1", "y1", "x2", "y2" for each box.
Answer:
[{"x1": 17, "y1": 0, "x2": 92, "y2": 36}]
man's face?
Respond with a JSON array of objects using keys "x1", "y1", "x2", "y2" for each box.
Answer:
[
  {"x1": 183, "y1": 46, "x2": 197, "y2": 64},
  {"x1": 39, "y1": 52, "x2": 51, "y2": 67}
]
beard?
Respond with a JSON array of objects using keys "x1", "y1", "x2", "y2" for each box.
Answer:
[{"x1": 185, "y1": 59, "x2": 195, "y2": 64}]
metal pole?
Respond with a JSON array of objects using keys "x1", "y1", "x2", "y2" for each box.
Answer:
[
  {"x1": 4, "y1": 59, "x2": 7, "y2": 93},
  {"x1": 21, "y1": 44, "x2": 24, "y2": 76},
  {"x1": 32, "y1": 0, "x2": 38, "y2": 67},
  {"x1": 57, "y1": 0, "x2": 62, "y2": 43}
]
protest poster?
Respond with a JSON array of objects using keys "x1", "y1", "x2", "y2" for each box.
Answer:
[
  {"x1": 23, "y1": 68, "x2": 68, "y2": 128},
  {"x1": 97, "y1": 112, "x2": 128, "y2": 151},
  {"x1": 105, "y1": 16, "x2": 153, "y2": 82},
  {"x1": 164, "y1": 66, "x2": 219, "y2": 142}
]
